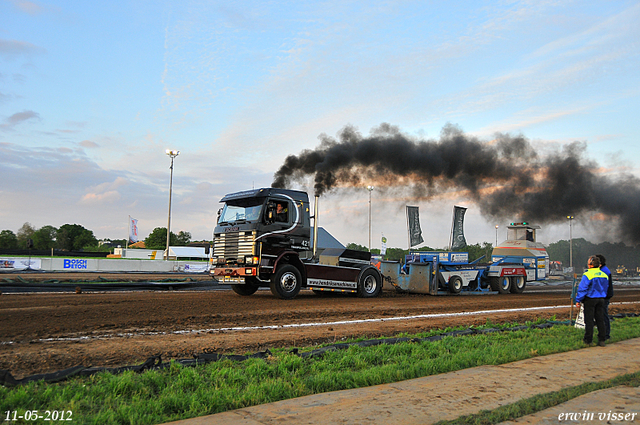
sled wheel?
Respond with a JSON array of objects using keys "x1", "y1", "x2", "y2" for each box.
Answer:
[
  {"x1": 495, "y1": 276, "x2": 511, "y2": 294},
  {"x1": 510, "y1": 276, "x2": 526, "y2": 294},
  {"x1": 270, "y1": 264, "x2": 302, "y2": 299},
  {"x1": 357, "y1": 269, "x2": 382, "y2": 298},
  {"x1": 449, "y1": 276, "x2": 463, "y2": 294}
]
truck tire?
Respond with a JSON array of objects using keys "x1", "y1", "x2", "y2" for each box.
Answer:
[
  {"x1": 448, "y1": 276, "x2": 463, "y2": 294},
  {"x1": 357, "y1": 269, "x2": 382, "y2": 298},
  {"x1": 270, "y1": 264, "x2": 302, "y2": 299},
  {"x1": 510, "y1": 276, "x2": 526, "y2": 294},
  {"x1": 230, "y1": 277, "x2": 260, "y2": 296}
]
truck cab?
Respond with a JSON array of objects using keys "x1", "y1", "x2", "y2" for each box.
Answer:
[{"x1": 211, "y1": 188, "x2": 310, "y2": 290}]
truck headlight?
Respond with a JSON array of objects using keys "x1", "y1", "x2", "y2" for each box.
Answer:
[{"x1": 244, "y1": 255, "x2": 259, "y2": 265}]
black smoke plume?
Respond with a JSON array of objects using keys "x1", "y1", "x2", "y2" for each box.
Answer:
[{"x1": 272, "y1": 123, "x2": 640, "y2": 243}]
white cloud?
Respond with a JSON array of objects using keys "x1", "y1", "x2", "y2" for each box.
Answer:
[
  {"x1": 79, "y1": 140, "x2": 99, "y2": 148},
  {"x1": 9, "y1": 0, "x2": 45, "y2": 15},
  {"x1": 0, "y1": 38, "x2": 46, "y2": 59},
  {"x1": 1, "y1": 110, "x2": 41, "y2": 130}
]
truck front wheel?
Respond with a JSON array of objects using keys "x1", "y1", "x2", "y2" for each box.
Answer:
[
  {"x1": 270, "y1": 265, "x2": 302, "y2": 299},
  {"x1": 510, "y1": 276, "x2": 526, "y2": 294},
  {"x1": 230, "y1": 277, "x2": 260, "y2": 296},
  {"x1": 357, "y1": 269, "x2": 382, "y2": 298}
]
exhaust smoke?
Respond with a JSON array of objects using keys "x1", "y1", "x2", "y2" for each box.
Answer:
[{"x1": 272, "y1": 123, "x2": 640, "y2": 243}]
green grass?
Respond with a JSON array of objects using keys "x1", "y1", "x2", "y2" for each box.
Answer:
[{"x1": 1, "y1": 317, "x2": 639, "y2": 425}]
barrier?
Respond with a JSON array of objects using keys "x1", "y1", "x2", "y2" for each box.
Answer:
[{"x1": 2, "y1": 257, "x2": 210, "y2": 273}]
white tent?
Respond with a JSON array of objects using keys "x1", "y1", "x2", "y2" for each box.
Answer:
[{"x1": 165, "y1": 246, "x2": 208, "y2": 260}]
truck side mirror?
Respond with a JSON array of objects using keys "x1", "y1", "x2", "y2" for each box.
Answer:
[
  {"x1": 217, "y1": 208, "x2": 222, "y2": 222},
  {"x1": 265, "y1": 203, "x2": 276, "y2": 224}
]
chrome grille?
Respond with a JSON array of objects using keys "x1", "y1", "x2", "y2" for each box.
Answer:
[{"x1": 213, "y1": 231, "x2": 255, "y2": 263}]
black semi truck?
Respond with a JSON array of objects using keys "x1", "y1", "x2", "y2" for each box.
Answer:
[{"x1": 210, "y1": 188, "x2": 383, "y2": 299}]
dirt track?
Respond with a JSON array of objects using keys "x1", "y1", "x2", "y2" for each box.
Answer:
[{"x1": 1, "y1": 273, "x2": 640, "y2": 379}]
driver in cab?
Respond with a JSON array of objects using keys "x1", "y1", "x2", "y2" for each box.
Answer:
[{"x1": 275, "y1": 202, "x2": 288, "y2": 222}]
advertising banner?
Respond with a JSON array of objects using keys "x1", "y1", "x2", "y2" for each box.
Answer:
[
  {"x1": 451, "y1": 206, "x2": 467, "y2": 250},
  {"x1": 181, "y1": 263, "x2": 210, "y2": 273},
  {"x1": 406, "y1": 206, "x2": 424, "y2": 247},
  {"x1": 129, "y1": 216, "x2": 139, "y2": 243},
  {"x1": 0, "y1": 258, "x2": 42, "y2": 271}
]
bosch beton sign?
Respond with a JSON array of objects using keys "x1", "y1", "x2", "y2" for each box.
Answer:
[{"x1": 63, "y1": 259, "x2": 88, "y2": 269}]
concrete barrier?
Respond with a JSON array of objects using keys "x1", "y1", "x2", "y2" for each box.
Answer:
[{"x1": 2, "y1": 257, "x2": 210, "y2": 273}]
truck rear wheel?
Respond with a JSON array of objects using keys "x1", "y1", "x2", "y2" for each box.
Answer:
[
  {"x1": 270, "y1": 264, "x2": 302, "y2": 299},
  {"x1": 510, "y1": 276, "x2": 526, "y2": 294},
  {"x1": 230, "y1": 277, "x2": 260, "y2": 296},
  {"x1": 357, "y1": 269, "x2": 382, "y2": 298},
  {"x1": 448, "y1": 276, "x2": 463, "y2": 294}
]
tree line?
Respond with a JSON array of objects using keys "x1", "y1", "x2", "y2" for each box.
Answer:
[
  {"x1": 0, "y1": 223, "x2": 196, "y2": 252},
  {"x1": 348, "y1": 239, "x2": 640, "y2": 269},
  {"x1": 4, "y1": 221, "x2": 638, "y2": 268},
  {"x1": 546, "y1": 238, "x2": 640, "y2": 270},
  {"x1": 346, "y1": 242, "x2": 494, "y2": 263}
]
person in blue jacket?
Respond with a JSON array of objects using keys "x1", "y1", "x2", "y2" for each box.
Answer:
[
  {"x1": 596, "y1": 254, "x2": 613, "y2": 340},
  {"x1": 576, "y1": 255, "x2": 609, "y2": 346}
]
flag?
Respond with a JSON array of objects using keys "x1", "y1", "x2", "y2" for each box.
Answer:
[
  {"x1": 406, "y1": 206, "x2": 424, "y2": 247},
  {"x1": 451, "y1": 206, "x2": 467, "y2": 250},
  {"x1": 381, "y1": 235, "x2": 387, "y2": 256},
  {"x1": 129, "y1": 216, "x2": 139, "y2": 243}
]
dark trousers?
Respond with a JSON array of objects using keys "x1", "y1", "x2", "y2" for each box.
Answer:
[
  {"x1": 603, "y1": 298, "x2": 611, "y2": 339},
  {"x1": 583, "y1": 297, "x2": 606, "y2": 344}
]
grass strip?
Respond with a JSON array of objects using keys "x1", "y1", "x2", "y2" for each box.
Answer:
[
  {"x1": 1, "y1": 316, "x2": 639, "y2": 425},
  {"x1": 435, "y1": 371, "x2": 640, "y2": 425}
]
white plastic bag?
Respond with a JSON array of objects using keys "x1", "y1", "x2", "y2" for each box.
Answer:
[{"x1": 574, "y1": 304, "x2": 585, "y2": 329}]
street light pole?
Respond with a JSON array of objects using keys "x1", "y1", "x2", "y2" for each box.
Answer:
[
  {"x1": 567, "y1": 216, "x2": 574, "y2": 271},
  {"x1": 165, "y1": 150, "x2": 180, "y2": 260},
  {"x1": 567, "y1": 214, "x2": 577, "y2": 323},
  {"x1": 495, "y1": 225, "x2": 499, "y2": 246},
  {"x1": 367, "y1": 186, "x2": 374, "y2": 252}
]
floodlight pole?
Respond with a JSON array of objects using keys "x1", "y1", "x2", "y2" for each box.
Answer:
[
  {"x1": 567, "y1": 215, "x2": 576, "y2": 322},
  {"x1": 165, "y1": 150, "x2": 180, "y2": 260},
  {"x1": 367, "y1": 186, "x2": 374, "y2": 251},
  {"x1": 495, "y1": 225, "x2": 499, "y2": 247},
  {"x1": 567, "y1": 215, "x2": 574, "y2": 271}
]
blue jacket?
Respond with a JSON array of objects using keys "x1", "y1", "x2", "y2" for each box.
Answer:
[{"x1": 576, "y1": 267, "x2": 609, "y2": 302}]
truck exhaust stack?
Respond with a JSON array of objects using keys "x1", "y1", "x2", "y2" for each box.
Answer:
[{"x1": 313, "y1": 194, "x2": 319, "y2": 259}]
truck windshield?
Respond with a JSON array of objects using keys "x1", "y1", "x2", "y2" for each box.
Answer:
[{"x1": 219, "y1": 200, "x2": 263, "y2": 224}]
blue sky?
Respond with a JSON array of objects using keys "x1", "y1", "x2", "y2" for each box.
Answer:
[{"x1": 1, "y1": 0, "x2": 639, "y2": 249}]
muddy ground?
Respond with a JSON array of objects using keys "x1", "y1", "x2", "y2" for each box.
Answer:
[{"x1": 1, "y1": 273, "x2": 640, "y2": 379}]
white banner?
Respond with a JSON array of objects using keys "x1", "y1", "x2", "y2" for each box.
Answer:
[
  {"x1": 0, "y1": 258, "x2": 42, "y2": 271},
  {"x1": 129, "y1": 216, "x2": 139, "y2": 243}
]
